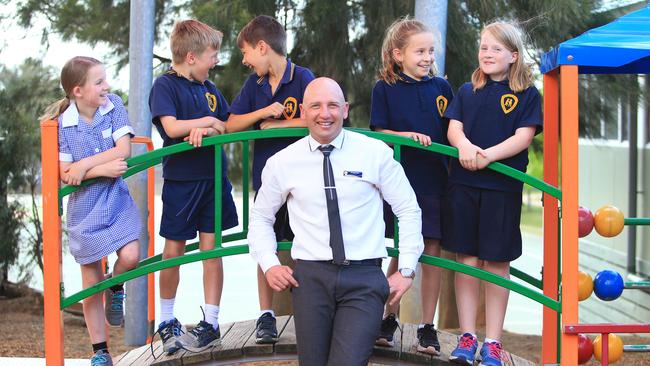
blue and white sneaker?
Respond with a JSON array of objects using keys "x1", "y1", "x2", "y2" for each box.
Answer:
[
  {"x1": 479, "y1": 341, "x2": 505, "y2": 366},
  {"x1": 90, "y1": 350, "x2": 112, "y2": 366},
  {"x1": 154, "y1": 318, "x2": 186, "y2": 355},
  {"x1": 449, "y1": 333, "x2": 479, "y2": 365},
  {"x1": 182, "y1": 320, "x2": 221, "y2": 352},
  {"x1": 104, "y1": 288, "x2": 126, "y2": 327}
]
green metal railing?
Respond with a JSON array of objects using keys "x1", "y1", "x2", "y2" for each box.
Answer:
[{"x1": 58, "y1": 128, "x2": 562, "y2": 313}]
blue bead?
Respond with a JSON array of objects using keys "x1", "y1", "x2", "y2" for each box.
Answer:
[{"x1": 593, "y1": 269, "x2": 624, "y2": 301}]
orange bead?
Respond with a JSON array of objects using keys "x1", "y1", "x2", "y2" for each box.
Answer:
[
  {"x1": 594, "y1": 205, "x2": 625, "y2": 237},
  {"x1": 593, "y1": 333, "x2": 623, "y2": 364},
  {"x1": 578, "y1": 271, "x2": 593, "y2": 301}
]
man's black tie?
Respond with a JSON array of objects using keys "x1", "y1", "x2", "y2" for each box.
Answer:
[{"x1": 318, "y1": 144, "x2": 346, "y2": 264}]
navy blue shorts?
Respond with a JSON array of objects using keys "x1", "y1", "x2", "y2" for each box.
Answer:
[
  {"x1": 384, "y1": 194, "x2": 442, "y2": 240},
  {"x1": 441, "y1": 184, "x2": 522, "y2": 262},
  {"x1": 160, "y1": 179, "x2": 238, "y2": 240},
  {"x1": 254, "y1": 191, "x2": 294, "y2": 242}
]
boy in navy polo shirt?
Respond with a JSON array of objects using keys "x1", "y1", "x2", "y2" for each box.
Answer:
[
  {"x1": 149, "y1": 19, "x2": 238, "y2": 354},
  {"x1": 443, "y1": 22, "x2": 542, "y2": 366},
  {"x1": 370, "y1": 18, "x2": 453, "y2": 355},
  {"x1": 227, "y1": 15, "x2": 315, "y2": 344}
]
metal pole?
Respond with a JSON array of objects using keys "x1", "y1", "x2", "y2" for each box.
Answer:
[
  {"x1": 125, "y1": 0, "x2": 154, "y2": 346},
  {"x1": 627, "y1": 75, "x2": 639, "y2": 274},
  {"x1": 415, "y1": 0, "x2": 448, "y2": 76}
]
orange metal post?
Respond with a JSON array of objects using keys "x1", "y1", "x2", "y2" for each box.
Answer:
[
  {"x1": 131, "y1": 137, "x2": 156, "y2": 343},
  {"x1": 560, "y1": 65, "x2": 579, "y2": 366},
  {"x1": 41, "y1": 120, "x2": 64, "y2": 366},
  {"x1": 542, "y1": 70, "x2": 560, "y2": 364}
]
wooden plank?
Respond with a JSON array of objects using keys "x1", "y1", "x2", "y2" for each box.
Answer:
[
  {"x1": 372, "y1": 321, "x2": 402, "y2": 360},
  {"x1": 510, "y1": 349, "x2": 536, "y2": 366},
  {"x1": 212, "y1": 319, "x2": 256, "y2": 360},
  {"x1": 242, "y1": 315, "x2": 291, "y2": 356},
  {"x1": 399, "y1": 323, "x2": 433, "y2": 364},
  {"x1": 131, "y1": 340, "x2": 162, "y2": 366},
  {"x1": 436, "y1": 329, "x2": 459, "y2": 360},
  {"x1": 274, "y1": 316, "x2": 297, "y2": 354},
  {"x1": 181, "y1": 322, "x2": 235, "y2": 365},
  {"x1": 114, "y1": 343, "x2": 151, "y2": 366}
]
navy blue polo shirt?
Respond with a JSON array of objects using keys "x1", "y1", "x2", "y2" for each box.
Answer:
[
  {"x1": 444, "y1": 80, "x2": 542, "y2": 192},
  {"x1": 229, "y1": 60, "x2": 315, "y2": 190},
  {"x1": 370, "y1": 74, "x2": 454, "y2": 195},
  {"x1": 149, "y1": 69, "x2": 230, "y2": 182}
]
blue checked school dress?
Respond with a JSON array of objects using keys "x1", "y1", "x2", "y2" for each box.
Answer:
[{"x1": 58, "y1": 94, "x2": 142, "y2": 265}]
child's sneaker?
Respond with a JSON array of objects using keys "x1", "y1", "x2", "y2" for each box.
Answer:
[
  {"x1": 449, "y1": 333, "x2": 479, "y2": 365},
  {"x1": 416, "y1": 324, "x2": 441, "y2": 355},
  {"x1": 479, "y1": 341, "x2": 505, "y2": 366},
  {"x1": 154, "y1": 318, "x2": 186, "y2": 355},
  {"x1": 104, "y1": 287, "x2": 126, "y2": 327},
  {"x1": 90, "y1": 350, "x2": 113, "y2": 366},
  {"x1": 255, "y1": 312, "x2": 279, "y2": 344},
  {"x1": 375, "y1": 313, "x2": 399, "y2": 347},
  {"x1": 183, "y1": 320, "x2": 221, "y2": 352}
]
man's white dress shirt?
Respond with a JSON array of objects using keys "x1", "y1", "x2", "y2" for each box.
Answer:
[{"x1": 248, "y1": 129, "x2": 424, "y2": 273}]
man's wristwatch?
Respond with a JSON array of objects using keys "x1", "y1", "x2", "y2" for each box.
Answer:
[{"x1": 399, "y1": 268, "x2": 416, "y2": 279}]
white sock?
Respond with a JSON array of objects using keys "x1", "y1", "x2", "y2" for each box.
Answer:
[
  {"x1": 260, "y1": 309, "x2": 275, "y2": 318},
  {"x1": 484, "y1": 337, "x2": 500, "y2": 344},
  {"x1": 204, "y1": 304, "x2": 220, "y2": 329},
  {"x1": 160, "y1": 298, "x2": 175, "y2": 323}
]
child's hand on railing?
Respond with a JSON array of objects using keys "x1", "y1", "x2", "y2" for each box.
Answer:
[
  {"x1": 263, "y1": 102, "x2": 285, "y2": 119},
  {"x1": 64, "y1": 161, "x2": 89, "y2": 185},
  {"x1": 100, "y1": 158, "x2": 128, "y2": 178}
]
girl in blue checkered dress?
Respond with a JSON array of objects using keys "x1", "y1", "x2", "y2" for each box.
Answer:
[{"x1": 42, "y1": 56, "x2": 141, "y2": 366}]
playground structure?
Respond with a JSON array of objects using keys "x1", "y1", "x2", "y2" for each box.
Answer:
[{"x1": 39, "y1": 5, "x2": 650, "y2": 366}]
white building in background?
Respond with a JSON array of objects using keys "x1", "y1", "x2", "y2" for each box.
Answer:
[{"x1": 578, "y1": 74, "x2": 650, "y2": 325}]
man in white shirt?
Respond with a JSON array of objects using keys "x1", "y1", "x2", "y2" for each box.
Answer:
[{"x1": 248, "y1": 77, "x2": 424, "y2": 365}]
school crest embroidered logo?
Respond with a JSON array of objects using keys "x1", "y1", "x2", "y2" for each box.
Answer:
[
  {"x1": 436, "y1": 95, "x2": 448, "y2": 117},
  {"x1": 500, "y1": 94, "x2": 518, "y2": 114},
  {"x1": 283, "y1": 97, "x2": 298, "y2": 120},
  {"x1": 205, "y1": 93, "x2": 217, "y2": 112}
]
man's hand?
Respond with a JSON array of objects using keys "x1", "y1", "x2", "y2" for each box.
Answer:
[
  {"x1": 265, "y1": 265, "x2": 299, "y2": 292},
  {"x1": 386, "y1": 271, "x2": 414, "y2": 306}
]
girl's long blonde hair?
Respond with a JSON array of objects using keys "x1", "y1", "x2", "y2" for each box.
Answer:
[
  {"x1": 40, "y1": 56, "x2": 103, "y2": 122},
  {"x1": 471, "y1": 21, "x2": 533, "y2": 93},
  {"x1": 379, "y1": 17, "x2": 436, "y2": 85}
]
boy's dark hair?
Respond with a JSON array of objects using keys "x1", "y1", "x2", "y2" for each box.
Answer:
[{"x1": 237, "y1": 15, "x2": 286, "y2": 56}]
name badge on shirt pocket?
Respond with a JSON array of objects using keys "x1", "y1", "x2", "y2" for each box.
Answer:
[
  {"x1": 343, "y1": 170, "x2": 363, "y2": 178},
  {"x1": 102, "y1": 128, "x2": 112, "y2": 139}
]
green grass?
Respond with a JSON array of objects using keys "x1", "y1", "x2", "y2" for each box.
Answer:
[{"x1": 520, "y1": 203, "x2": 543, "y2": 236}]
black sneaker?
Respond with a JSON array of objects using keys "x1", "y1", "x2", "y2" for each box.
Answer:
[
  {"x1": 255, "y1": 312, "x2": 279, "y2": 344},
  {"x1": 183, "y1": 320, "x2": 221, "y2": 352},
  {"x1": 417, "y1": 324, "x2": 441, "y2": 355},
  {"x1": 375, "y1": 313, "x2": 399, "y2": 347}
]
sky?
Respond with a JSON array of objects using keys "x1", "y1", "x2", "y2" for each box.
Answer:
[{"x1": 0, "y1": 2, "x2": 131, "y2": 91}]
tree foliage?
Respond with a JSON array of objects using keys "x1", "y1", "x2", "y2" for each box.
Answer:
[
  {"x1": 0, "y1": 58, "x2": 60, "y2": 283},
  {"x1": 15, "y1": 0, "x2": 624, "y2": 131}
]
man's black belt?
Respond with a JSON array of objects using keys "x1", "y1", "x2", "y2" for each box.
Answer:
[{"x1": 300, "y1": 258, "x2": 383, "y2": 267}]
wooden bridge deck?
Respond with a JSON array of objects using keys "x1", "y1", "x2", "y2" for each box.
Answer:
[{"x1": 114, "y1": 316, "x2": 534, "y2": 366}]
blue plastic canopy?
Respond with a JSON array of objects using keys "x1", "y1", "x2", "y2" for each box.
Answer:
[{"x1": 541, "y1": 4, "x2": 650, "y2": 74}]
